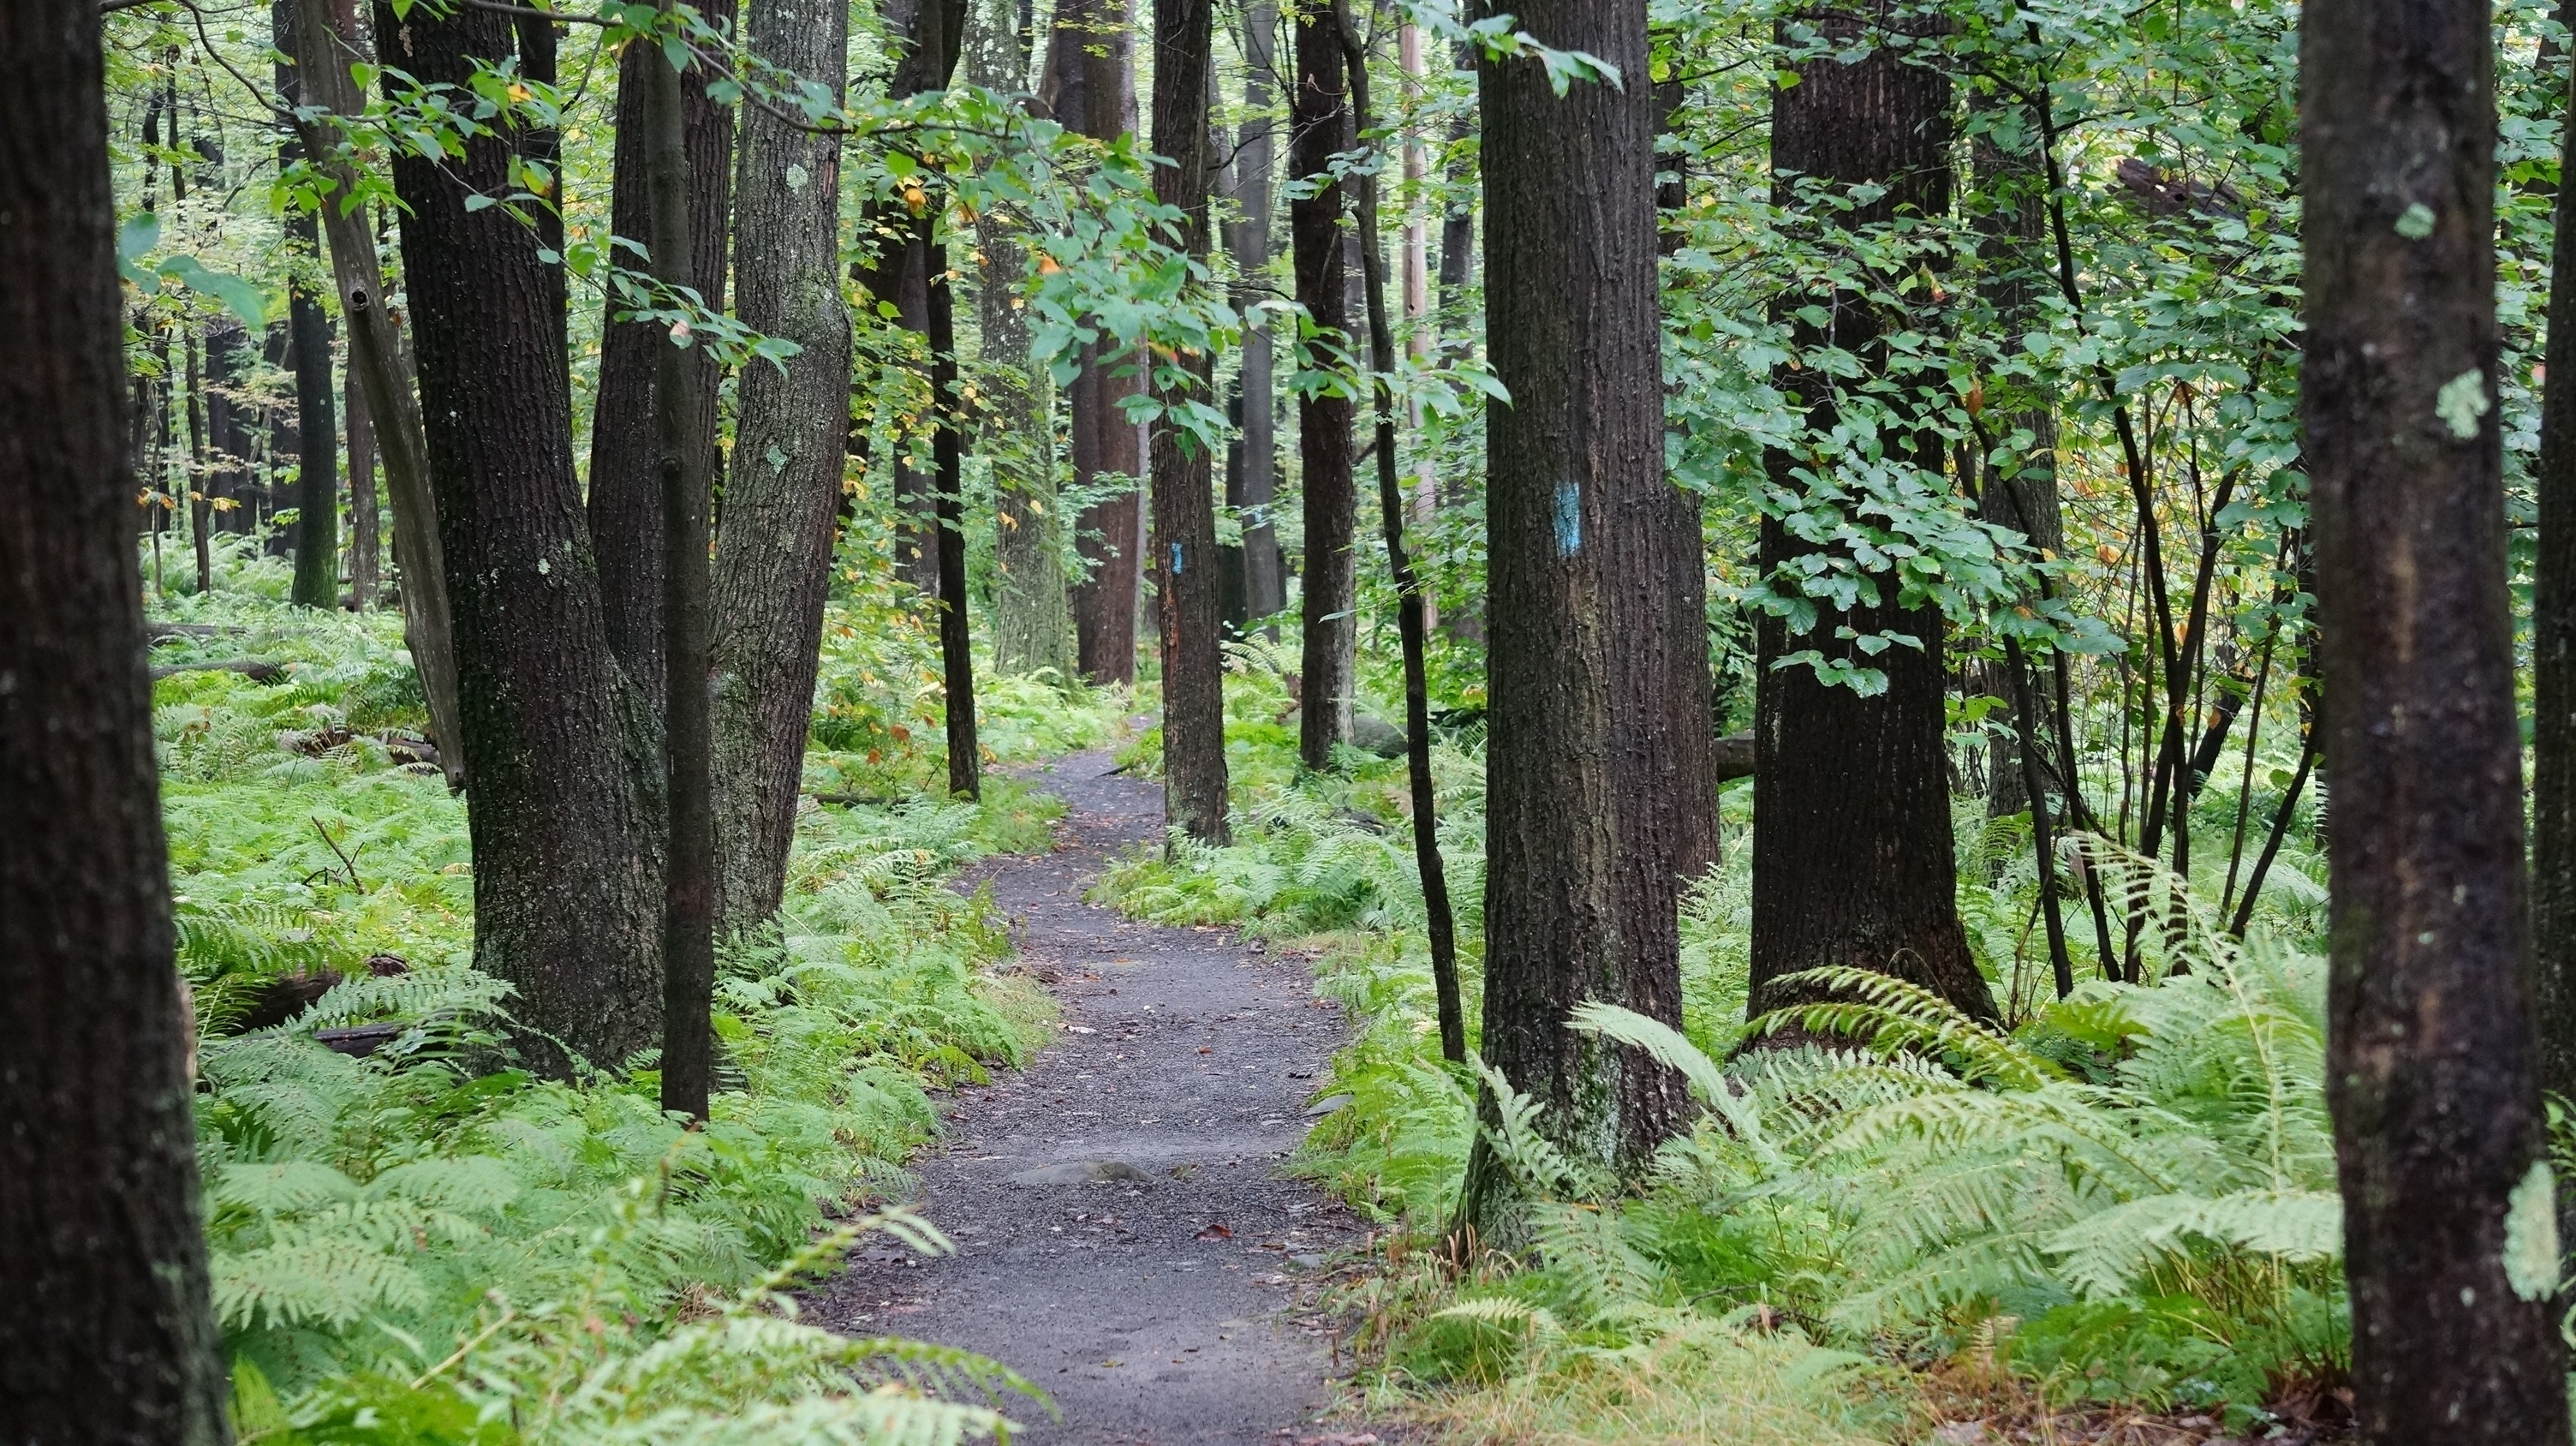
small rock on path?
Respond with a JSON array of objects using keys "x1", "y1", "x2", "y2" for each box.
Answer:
[{"x1": 818, "y1": 750, "x2": 1389, "y2": 1445}]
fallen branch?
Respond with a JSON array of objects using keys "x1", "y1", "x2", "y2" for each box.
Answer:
[{"x1": 150, "y1": 659, "x2": 284, "y2": 683}]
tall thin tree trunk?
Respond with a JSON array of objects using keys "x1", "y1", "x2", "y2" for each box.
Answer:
[
  {"x1": 1748, "y1": 0, "x2": 1994, "y2": 1023},
  {"x1": 291, "y1": 0, "x2": 466, "y2": 782},
  {"x1": 930, "y1": 247, "x2": 983, "y2": 798},
  {"x1": 2530, "y1": 35, "x2": 2576, "y2": 1132},
  {"x1": 347, "y1": 359, "x2": 377, "y2": 608},
  {"x1": 0, "y1": 7, "x2": 232, "y2": 1433},
  {"x1": 2305, "y1": 0, "x2": 2572, "y2": 1430},
  {"x1": 587, "y1": 14, "x2": 736, "y2": 707},
  {"x1": 1149, "y1": 0, "x2": 1229, "y2": 841},
  {"x1": 1043, "y1": 0, "x2": 1144, "y2": 684},
  {"x1": 642, "y1": 6, "x2": 718, "y2": 1122},
  {"x1": 711, "y1": 0, "x2": 854, "y2": 934},
  {"x1": 1343, "y1": 10, "x2": 1462, "y2": 1061},
  {"x1": 1461, "y1": 0, "x2": 1702, "y2": 1236},
  {"x1": 378, "y1": 0, "x2": 666, "y2": 1072},
  {"x1": 1291, "y1": 0, "x2": 1355, "y2": 768},
  {"x1": 278, "y1": 0, "x2": 340, "y2": 611},
  {"x1": 976, "y1": 0, "x2": 1076, "y2": 678},
  {"x1": 1226, "y1": 0, "x2": 1285, "y2": 627},
  {"x1": 184, "y1": 332, "x2": 212, "y2": 592}
]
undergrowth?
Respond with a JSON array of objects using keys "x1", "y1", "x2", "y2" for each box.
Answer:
[
  {"x1": 156, "y1": 555, "x2": 1122, "y2": 1444},
  {"x1": 1092, "y1": 666, "x2": 2346, "y2": 1443}
]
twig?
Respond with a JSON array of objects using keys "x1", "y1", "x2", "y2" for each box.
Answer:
[{"x1": 311, "y1": 816, "x2": 368, "y2": 893}]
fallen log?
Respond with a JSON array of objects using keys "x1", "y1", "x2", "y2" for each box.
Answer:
[
  {"x1": 150, "y1": 659, "x2": 285, "y2": 683},
  {"x1": 1714, "y1": 732, "x2": 1755, "y2": 783}
]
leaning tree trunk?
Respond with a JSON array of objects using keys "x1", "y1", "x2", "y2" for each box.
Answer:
[
  {"x1": 1746, "y1": 2, "x2": 1995, "y2": 1024},
  {"x1": 711, "y1": 0, "x2": 854, "y2": 935},
  {"x1": 2530, "y1": 32, "x2": 2576, "y2": 1138},
  {"x1": 1460, "y1": 0, "x2": 1708, "y2": 1238},
  {"x1": 974, "y1": 0, "x2": 1077, "y2": 679},
  {"x1": 378, "y1": 0, "x2": 667, "y2": 1072},
  {"x1": 1291, "y1": 0, "x2": 1356, "y2": 768},
  {"x1": 0, "y1": 4, "x2": 231, "y2": 1431},
  {"x1": 1148, "y1": 0, "x2": 1230, "y2": 842},
  {"x1": 587, "y1": 13, "x2": 736, "y2": 708},
  {"x1": 290, "y1": 0, "x2": 467, "y2": 784},
  {"x1": 2305, "y1": 0, "x2": 2573, "y2": 1433},
  {"x1": 1042, "y1": 0, "x2": 1144, "y2": 685}
]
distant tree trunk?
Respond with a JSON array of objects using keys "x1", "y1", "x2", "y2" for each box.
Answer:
[
  {"x1": 346, "y1": 362, "x2": 377, "y2": 608},
  {"x1": 975, "y1": 0, "x2": 1076, "y2": 679},
  {"x1": 930, "y1": 248, "x2": 983, "y2": 798},
  {"x1": 2530, "y1": 36, "x2": 2576, "y2": 1143},
  {"x1": 0, "y1": 4, "x2": 231, "y2": 1431},
  {"x1": 184, "y1": 332, "x2": 212, "y2": 592},
  {"x1": 711, "y1": 0, "x2": 854, "y2": 935},
  {"x1": 2305, "y1": 0, "x2": 2573, "y2": 1432},
  {"x1": 1149, "y1": 0, "x2": 1230, "y2": 841},
  {"x1": 641, "y1": 7, "x2": 718, "y2": 1122},
  {"x1": 291, "y1": 0, "x2": 467, "y2": 781},
  {"x1": 378, "y1": 0, "x2": 667, "y2": 1072},
  {"x1": 1462, "y1": 0, "x2": 1704, "y2": 1235},
  {"x1": 1291, "y1": 0, "x2": 1355, "y2": 768},
  {"x1": 277, "y1": 0, "x2": 340, "y2": 610},
  {"x1": 1434, "y1": 37, "x2": 1476, "y2": 316},
  {"x1": 587, "y1": 15, "x2": 735, "y2": 707},
  {"x1": 1747, "y1": 3, "x2": 1995, "y2": 1024},
  {"x1": 1225, "y1": 0, "x2": 1285, "y2": 628},
  {"x1": 1044, "y1": 0, "x2": 1143, "y2": 684}
]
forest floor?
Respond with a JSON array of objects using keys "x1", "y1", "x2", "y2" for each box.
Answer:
[{"x1": 817, "y1": 747, "x2": 1401, "y2": 1446}]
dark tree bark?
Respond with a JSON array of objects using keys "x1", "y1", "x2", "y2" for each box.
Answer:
[
  {"x1": 2531, "y1": 33, "x2": 2576, "y2": 1136},
  {"x1": 641, "y1": 10, "x2": 718, "y2": 1121},
  {"x1": 2305, "y1": 0, "x2": 2573, "y2": 1431},
  {"x1": 1461, "y1": 0, "x2": 1707, "y2": 1233},
  {"x1": 1342, "y1": 12, "x2": 1461, "y2": 1060},
  {"x1": 1224, "y1": 0, "x2": 1285, "y2": 628},
  {"x1": 930, "y1": 252, "x2": 984, "y2": 799},
  {"x1": 1747, "y1": 3, "x2": 1995, "y2": 1024},
  {"x1": 277, "y1": 0, "x2": 340, "y2": 611},
  {"x1": 1148, "y1": 0, "x2": 1230, "y2": 841},
  {"x1": 975, "y1": 0, "x2": 1077, "y2": 678},
  {"x1": 1291, "y1": 0, "x2": 1355, "y2": 768},
  {"x1": 1041, "y1": 0, "x2": 1144, "y2": 685},
  {"x1": 587, "y1": 14, "x2": 735, "y2": 707},
  {"x1": 379, "y1": 0, "x2": 666, "y2": 1072},
  {"x1": 347, "y1": 360, "x2": 377, "y2": 608},
  {"x1": 711, "y1": 0, "x2": 854, "y2": 934},
  {"x1": 291, "y1": 0, "x2": 467, "y2": 781},
  {"x1": 0, "y1": 3, "x2": 231, "y2": 1432}
]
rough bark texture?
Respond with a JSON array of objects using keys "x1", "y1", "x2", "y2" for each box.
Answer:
[
  {"x1": 0, "y1": 8, "x2": 233, "y2": 1436},
  {"x1": 379, "y1": 0, "x2": 667, "y2": 1072},
  {"x1": 1463, "y1": 0, "x2": 1705, "y2": 1234},
  {"x1": 711, "y1": 0, "x2": 853, "y2": 935},
  {"x1": 2304, "y1": 0, "x2": 2573, "y2": 1433},
  {"x1": 1149, "y1": 0, "x2": 1231, "y2": 843},
  {"x1": 975, "y1": 0, "x2": 1077, "y2": 678},
  {"x1": 587, "y1": 18, "x2": 735, "y2": 707},
  {"x1": 1042, "y1": 0, "x2": 1144, "y2": 684},
  {"x1": 347, "y1": 361, "x2": 378, "y2": 609},
  {"x1": 1747, "y1": 3, "x2": 1994, "y2": 1023},
  {"x1": 1291, "y1": 0, "x2": 1356, "y2": 768},
  {"x1": 278, "y1": 0, "x2": 339, "y2": 611},
  {"x1": 931, "y1": 256, "x2": 984, "y2": 799},
  {"x1": 1223, "y1": 0, "x2": 1285, "y2": 629},
  {"x1": 290, "y1": 0, "x2": 466, "y2": 781},
  {"x1": 2531, "y1": 38, "x2": 2576, "y2": 1138}
]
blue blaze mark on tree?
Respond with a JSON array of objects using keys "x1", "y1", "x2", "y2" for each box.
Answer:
[
  {"x1": 1553, "y1": 481, "x2": 1582, "y2": 557},
  {"x1": 1171, "y1": 541, "x2": 1184, "y2": 576}
]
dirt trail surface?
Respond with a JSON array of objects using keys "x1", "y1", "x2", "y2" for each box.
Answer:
[{"x1": 817, "y1": 750, "x2": 1390, "y2": 1446}]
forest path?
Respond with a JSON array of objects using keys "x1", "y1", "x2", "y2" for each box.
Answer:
[{"x1": 816, "y1": 749, "x2": 1390, "y2": 1446}]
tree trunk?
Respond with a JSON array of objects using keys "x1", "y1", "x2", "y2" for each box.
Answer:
[
  {"x1": 278, "y1": 0, "x2": 340, "y2": 611},
  {"x1": 290, "y1": 0, "x2": 467, "y2": 783},
  {"x1": 1747, "y1": 2, "x2": 1994, "y2": 1024},
  {"x1": 930, "y1": 247, "x2": 984, "y2": 798},
  {"x1": 641, "y1": 6, "x2": 718, "y2": 1121},
  {"x1": 0, "y1": 3, "x2": 231, "y2": 1430},
  {"x1": 975, "y1": 0, "x2": 1076, "y2": 678},
  {"x1": 1148, "y1": 0, "x2": 1230, "y2": 842},
  {"x1": 1043, "y1": 0, "x2": 1143, "y2": 685},
  {"x1": 1291, "y1": 0, "x2": 1355, "y2": 768},
  {"x1": 587, "y1": 15, "x2": 735, "y2": 707},
  {"x1": 712, "y1": 0, "x2": 854, "y2": 935},
  {"x1": 378, "y1": 0, "x2": 667, "y2": 1072},
  {"x1": 2305, "y1": 0, "x2": 2573, "y2": 1430},
  {"x1": 347, "y1": 358, "x2": 377, "y2": 608},
  {"x1": 2530, "y1": 34, "x2": 2576, "y2": 1144},
  {"x1": 1225, "y1": 0, "x2": 1285, "y2": 627},
  {"x1": 1462, "y1": 0, "x2": 1705, "y2": 1234}
]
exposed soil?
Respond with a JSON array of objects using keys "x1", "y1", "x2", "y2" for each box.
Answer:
[{"x1": 817, "y1": 749, "x2": 1393, "y2": 1446}]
